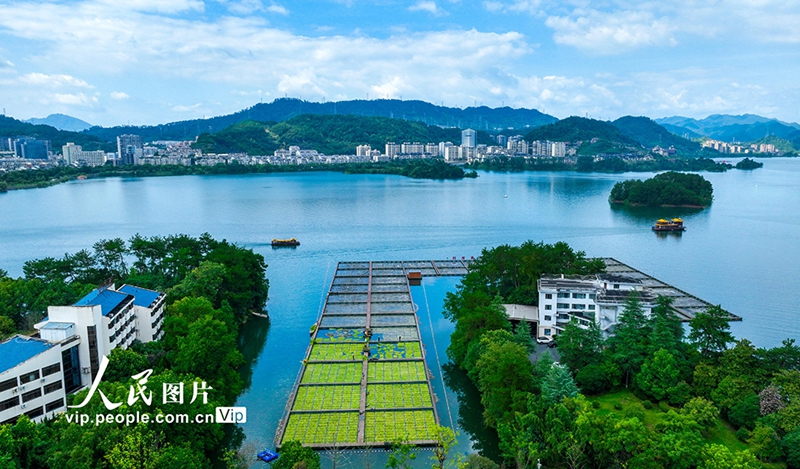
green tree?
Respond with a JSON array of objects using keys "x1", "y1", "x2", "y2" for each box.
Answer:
[
  {"x1": 462, "y1": 453, "x2": 500, "y2": 469},
  {"x1": 681, "y1": 397, "x2": 719, "y2": 430},
  {"x1": 386, "y1": 438, "x2": 416, "y2": 469},
  {"x1": 783, "y1": 428, "x2": 800, "y2": 469},
  {"x1": 698, "y1": 445, "x2": 760, "y2": 469},
  {"x1": 556, "y1": 320, "x2": 604, "y2": 374},
  {"x1": 636, "y1": 349, "x2": 681, "y2": 401},
  {"x1": 689, "y1": 305, "x2": 734, "y2": 357},
  {"x1": 512, "y1": 320, "x2": 535, "y2": 354},
  {"x1": 747, "y1": 423, "x2": 783, "y2": 462},
  {"x1": 0, "y1": 316, "x2": 14, "y2": 339},
  {"x1": 431, "y1": 425, "x2": 459, "y2": 469},
  {"x1": 474, "y1": 335, "x2": 533, "y2": 426},
  {"x1": 273, "y1": 441, "x2": 320, "y2": 469},
  {"x1": 542, "y1": 364, "x2": 579, "y2": 405},
  {"x1": 608, "y1": 291, "x2": 651, "y2": 387},
  {"x1": 728, "y1": 394, "x2": 760, "y2": 430},
  {"x1": 648, "y1": 296, "x2": 684, "y2": 356}
]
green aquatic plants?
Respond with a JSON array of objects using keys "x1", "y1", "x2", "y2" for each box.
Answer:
[
  {"x1": 369, "y1": 342, "x2": 422, "y2": 359},
  {"x1": 302, "y1": 363, "x2": 361, "y2": 384},
  {"x1": 368, "y1": 361, "x2": 427, "y2": 382},
  {"x1": 364, "y1": 410, "x2": 437, "y2": 442},
  {"x1": 293, "y1": 385, "x2": 360, "y2": 411},
  {"x1": 367, "y1": 384, "x2": 432, "y2": 409},
  {"x1": 282, "y1": 412, "x2": 360, "y2": 445},
  {"x1": 308, "y1": 343, "x2": 364, "y2": 360}
]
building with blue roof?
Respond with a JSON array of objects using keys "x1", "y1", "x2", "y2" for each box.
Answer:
[
  {"x1": 74, "y1": 287, "x2": 133, "y2": 317},
  {"x1": 0, "y1": 335, "x2": 70, "y2": 424}
]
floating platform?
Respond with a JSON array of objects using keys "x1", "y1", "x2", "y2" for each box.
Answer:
[
  {"x1": 275, "y1": 261, "x2": 474, "y2": 450},
  {"x1": 598, "y1": 258, "x2": 741, "y2": 322}
]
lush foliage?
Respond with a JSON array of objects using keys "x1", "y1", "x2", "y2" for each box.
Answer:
[
  {"x1": 443, "y1": 239, "x2": 800, "y2": 468},
  {"x1": 612, "y1": 116, "x2": 702, "y2": 154},
  {"x1": 0, "y1": 115, "x2": 115, "y2": 152},
  {"x1": 735, "y1": 158, "x2": 764, "y2": 170},
  {"x1": 469, "y1": 155, "x2": 732, "y2": 174},
  {"x1": 609, "y1": 171, "x2": 714, "y2": 207},
  {"x1": 0, "y1": 234, "x2": 269, "y2": 469},
  {"x1": 523, "y1": 116, "x2": 639, "y2": 146}
]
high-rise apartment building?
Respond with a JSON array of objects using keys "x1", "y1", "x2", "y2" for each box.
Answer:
[
  {"x1": 117, "y1": 134, "x2": 143, "y2": 166},
  {"x1": 461, "y1": 129, "x2": 477, "y2": 148}
]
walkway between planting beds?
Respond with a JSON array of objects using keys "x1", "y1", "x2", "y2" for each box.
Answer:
[{"x1": 275, "y1": 260, "x2": 470, "y2": 449}]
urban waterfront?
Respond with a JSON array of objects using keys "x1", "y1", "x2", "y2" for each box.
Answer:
[{"x1": 1, "y1": 159, "x2": 799, "y2": 464}]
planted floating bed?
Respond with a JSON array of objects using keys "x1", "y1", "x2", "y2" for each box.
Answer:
[
  {"x1": 277, "y1": 261, "x2": 452, "y2": 449},
  {"x1": 364, "y1": 410, "x2": 437, "y2": 443},
  {"x1": 367, "y1": 384, "x2": 432, "y2": 409},
  {"x1": 309, "y1": 343, "x2": 364, "y2": 361},
  {"x1": 367, "y1": 361, "x2": 427, "y2": 382},
  {"x1": 294, "y1": 385, "x2": 361, "y2": 411},
  {"x1": 283, "y1": 412, "x2": 360, "y2": 445},
  {"x1": 302, "y1": 363, "x2": 362, "y2": 384}
]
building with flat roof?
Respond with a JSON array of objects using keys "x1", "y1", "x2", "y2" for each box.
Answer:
[
  {"x1": 537, "y1": 274, "x2": 657, "y2": 338},
  {"x1": 0, "y1": 334, "x2": 78, "y2": 424},
  {"x1": 461, "y1": 129, "x2": 476, "y2": 148}
]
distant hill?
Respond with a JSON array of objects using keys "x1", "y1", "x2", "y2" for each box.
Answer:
[
  {"x1": 612, "y1": 116, "x2": 701, "y2": 154},
  {"x1": 0, "y1": 116, "x2": 113, "y2": 153},
  {"x1": 524, "y1": 116, "x2": 637, "y2": 144},
  {"x1": 24, "y1": 114, "x2": 92, "y2": 132},
  {"x1": 85, "y1": 98, "x2": 558, "y2": 143},
  {"x1": 656, "y1": 114, "x2": 800, "y2": 143},
  {"x1": 193, "y1": 114, "x2": 495, "y2": 156}
]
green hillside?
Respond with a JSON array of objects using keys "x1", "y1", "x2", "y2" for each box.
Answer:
[
  {"x1": 612, "y1": 116, "x2": 702, "y2": 154},
  {"x1": 523, "y1": 116, "x2": 638, "y2": 144},
  {"x1": 193, "y1": 114, "x2": 493, "y2": 155},
  {"x1": 0, "y1": 116, "x2": 114, "y2": 152}
]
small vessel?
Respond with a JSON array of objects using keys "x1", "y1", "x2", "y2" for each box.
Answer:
[
  {"x1": 652, "y1": 218, "x2": 685, "y2": 232},
  {"x1": 271, "y1": 238, "x2": 300, "y2": 247},
  {"x1": 257, "y1": 449, "x2": 278, "y2": 463}
]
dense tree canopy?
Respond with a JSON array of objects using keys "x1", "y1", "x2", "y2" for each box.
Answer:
[{"x1": 609, "y1": 171, "x2": 714, "y2": 207}]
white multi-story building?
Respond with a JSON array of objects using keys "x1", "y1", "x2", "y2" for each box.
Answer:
[
  {"x1": 35, "y1": 284, "x2": 165, "y2": 389},
  {"x1": 0, "y1": 334, "x2": 80, "y2": 424},
  {"x1": 461, "y1": 129, "x2": 477, "y2": 148},
  {"x1": 536, "y1": 274, "x2": 656, "y2": 338},
  {"x1": 401, "y1": 142, "x2": 425, "y2": 156},
  {"x1": 356, "y1": 145, "x2": 372, "y2": 157},
  {"x1": 425, "y1": 143, "x2": 439, "y2": 157},
  {"x1": 385, "y1": 143, "x2": 401, "y2": 159},
  {"x1": 62, "y1": 143, "x2": 107, "y2": 166},
  {"x1": 549, "y1": 142, "x2": 567, "y2": 158},
  {"x1": 443, "y1": 145, "x2": 461, "y2": 162}
]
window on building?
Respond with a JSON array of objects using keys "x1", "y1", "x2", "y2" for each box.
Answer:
[
  {"x1": 44, "y1": 381, "x2": 62, "y2": 395},
  {"x1": 545, "y1": 293, "x2": 552, "y2": 299},
  {"x1": 0, "y1": 396, "x2": 19, "y2": 411},
  {"x1": 42, "y1": 363, "x2": 60, "y2": 377},
  {"x1": 24, "y1": 407, "x2": 43, "y2": 419},
  {"x1": 45, "y1": 398, "x2": 64, "y2": 413},
  {"x1": 21, "y1": 388, "x2": 42, "y2": 403},
  {"x1": 544, "y1": 315, "x2": 552, "y2": 321},
  {"x1": 557, "y1": 303, "x2": 569, "y2": 309},
  {"x1": 613, "y1": 284, "x2": 620, "y2": 289},
  {"x1": 19, "y1": 371, "x2": 39, "y2": 384},
  {"x1": 588, "y1": 304, "x2": 596, "y2": 310},
  {"x1": 544, "y1": 329, "x2": 551, "y2": 335},
  {"x1": 573, "y1": 304, "x2": 586, "y2": 310},
  {"x1": 544, "y1": 305, "x2": 552, "y2": 310},
  {"x1": 589, "y1": 293, "x2": 596, "y2": 299},
  {"x1": 572, "y1": 293, "x2": 586, "y2": 299},
  {"x1": 557, "y1": 293, "x2": 570, "y2": 298},
  {"x1": 0, "y1": 378, "x2": 17, "y2": 392}
]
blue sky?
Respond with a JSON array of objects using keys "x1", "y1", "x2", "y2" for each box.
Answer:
[{"x1": 0, "y1": 0, "x2": 798, "y2": 126}]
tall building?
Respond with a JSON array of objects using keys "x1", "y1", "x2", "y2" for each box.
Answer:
[
  {"x1": 117, "y1": 134, "x2": 143, "y2": 166},
  {"x1": 13, "y1": 137, "x2": 50, "y2": 159},
  {"x1": 385, "y1": 142, "x2": 401, "y2": 159},
  {"x1": 549, "y1": 142, "x2": 566, "y2": 158},
  {"x1": 461, "y1": 129, "x2": 477, "y2": 148},
  {"x1": 425, "y1": 143, "x2": 439, "y2": 157},
  {"x1": 356, "y1": 145, "x2": 372, "y2": 157}
]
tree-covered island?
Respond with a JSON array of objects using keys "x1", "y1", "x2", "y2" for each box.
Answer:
[
  {"x1": 609, "y1": 171, "x2": 714, "y2": 208},
  {"x1": 736, "y1": 158, "x2": 765, "y2": 170}
]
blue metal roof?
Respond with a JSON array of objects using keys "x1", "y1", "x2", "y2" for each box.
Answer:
[
  {"x1": 0, "y1": 335, "x2": 55, "y2": 374},
  {"x1": 74, "y1": 287, "x2": 132, "y2": 316},
  {"x1": 118, "y1": 285, "x2": 162, "y2": 308},
  {"x1": 40, "y1": 322, "x2": 74, "y2": 330}
]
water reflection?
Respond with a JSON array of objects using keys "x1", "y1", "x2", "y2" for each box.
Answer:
[
  {"x1": 237, "y1": 316, "x2": 271, "y2": 392},
  {"x1": 441, "y1": 363, "x2": 502, "y2": 461}
]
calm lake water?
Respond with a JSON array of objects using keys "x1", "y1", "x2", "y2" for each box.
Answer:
[{"x1": 1, "y1": 158, "x2": 799, "y2": 465}]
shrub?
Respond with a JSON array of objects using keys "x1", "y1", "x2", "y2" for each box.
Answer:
[
  {"x1": 668, "y1": 381, "x2": 693, "y2": 406},
  {"x1": 659, "y1": 401, "x2": 672, "y2": 413},
  {"x1": 592, "y1": 401, "x2": 600, "y2": 409},
  {"x1": 735, "y1": 428, "x2": 751, "y2": 442},
  {"x1": 575, "y1": 363, "x2": 612, "y2": 395},
  {"x1": 729, "y1": 394, "x2": 760, "y2": 430},
  {"x1": 783, "y1": 429, "x2": 800, "y2": 469},
  {"x1": 614, "y1": 402, "x2": 623, "y2": 411},
  {"x1": 747, "y1": 423, "x2": 783, "y2": 462},
  {"x1": 642, "y1": 400, "x2": 653, "y2": 410},
  {"x1": 624, "y1": 404, "x2": 646, "y2": 422}
]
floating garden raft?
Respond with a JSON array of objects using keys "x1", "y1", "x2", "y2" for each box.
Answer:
[{"x1": 276, "y1": 261, "x2": 472, "y2": 449}]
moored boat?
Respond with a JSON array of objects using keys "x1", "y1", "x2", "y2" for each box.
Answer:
[
  {"x1": 271, "y1": 238, "x2": 300, "y2": 246},
  {"x1": 652, "y1": 218, "x2": 685, "y2": 232}
]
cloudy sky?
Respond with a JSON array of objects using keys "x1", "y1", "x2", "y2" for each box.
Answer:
[{"x1": 0, "y1": 0, "x2": 798, "y2": 126}]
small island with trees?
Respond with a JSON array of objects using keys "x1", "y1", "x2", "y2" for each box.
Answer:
[
  {"x1": 609, "y1": 171, "x2": 714, "y2": 208},
  {"x1": 736, "y1": 158, "x2": 764, "y2": 170}
]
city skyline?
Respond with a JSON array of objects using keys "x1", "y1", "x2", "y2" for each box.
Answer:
[{"x1": 0, "y1": 1, "x2": 798, "y2": 126}]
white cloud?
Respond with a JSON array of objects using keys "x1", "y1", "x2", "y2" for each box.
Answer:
[
  {"x1": 53, "y1": 92, "x2": 97, "y2": 106},
  {"x1": 95, "y1": 0, "x2": 203, "y2": 13},
  {"x1": 110, "y1": 91, "x2": 130, "y2": 100},
  {"x1": 172, "y1": 103, "x2": 203, "y2": 112},
  {"x1": 483, "y1": 0, "x2": 544, "y2": 15},
  {"x1": 20, "y1": 73, "x2": 92, "y2": 88},
  {"x1": 408, "y1": 1, "x2": 446, "y2": 16},
  {"x1": 545, "y1": 10, "x2": 676, "y2": 54},
  {"x1": 266, "y1": 4, "x2": 289, "y2": 15}
]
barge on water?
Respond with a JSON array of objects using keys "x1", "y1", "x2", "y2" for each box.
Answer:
[
  {"x1": 652, "y1": 218, "x2": 685, "y2": 232},
  {"x1": 271, "y1": 238, "x2": 300, "y2": 247}
]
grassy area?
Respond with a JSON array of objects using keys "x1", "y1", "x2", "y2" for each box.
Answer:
[{"x1": 588, "y1": 389, "x2": 786, "y2": 468}]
